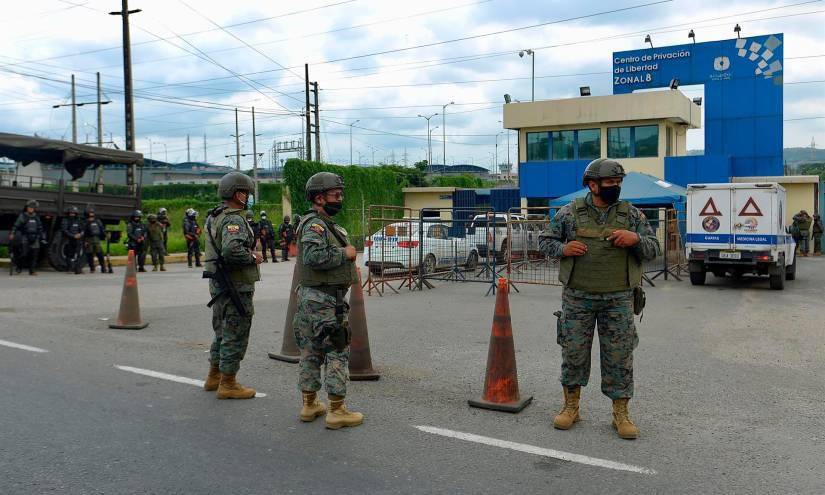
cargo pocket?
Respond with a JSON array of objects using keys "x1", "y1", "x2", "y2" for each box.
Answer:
[{"x1": 553, "y1": 310, "x2": 565, "y2": 346}]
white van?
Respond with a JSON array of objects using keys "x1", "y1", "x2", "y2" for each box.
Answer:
[{"x1": 685, "y1": 182, "x2": 796, "y2": 290}]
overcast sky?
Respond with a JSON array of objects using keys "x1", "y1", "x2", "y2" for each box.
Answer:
[{"x1": 1, "y1": 0, "x2": 822, "y2": 169}]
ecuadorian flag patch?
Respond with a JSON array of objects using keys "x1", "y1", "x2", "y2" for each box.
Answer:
[
  {"x1": 226, "y1": 224, "x2": 240, "y2": 234},
  {"x1": 309, "y1": 223, "x2": 325, "y2": 235}
]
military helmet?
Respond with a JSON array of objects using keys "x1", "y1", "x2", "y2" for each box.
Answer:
[
  {"x1": 132, "y1": 209, "x2": 143, "y2": 218},
  {"x1": 582, "y1": 158, "x2": 626, "y2": 186},
  {"x1": 305, "y1": 172, "x2": 344, "y2": 201},
  {"x1": 185, "y1": 207, "x2": 195, "y2": 217},
  {"x1": 218, "y1": 171, "x2": 254, "y2": 200},
  {"x1": 246, "y1": 211, "x2": 254, "y2": 220},
  {"x1": 158, "y1": 207, "x2": 168, "y2": 215},
  {"x1": 284, "y1": 215, "x2": 290, "y2": 223},
  {"x1": 66, "y1": 205, "x2": 79, "y2": 215},
  {"x1": 260, "y1": 210, "x2": 267, "y2": 217},
  {"x1": 147, "y1": 213, "x2": 158, "y2": 221},
  {"x1": 26, "y1": 199, "x2": 39, "y2": 209},
  {"x1": 86, "y1": 207, "x2": 96, "y2": 215}
]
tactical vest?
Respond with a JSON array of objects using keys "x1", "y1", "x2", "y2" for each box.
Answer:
[
  {"x1": 558, "y1": 198, "x2": 642, "y2": 293},
  {"x1": 88, "y1": 221, "x2": 101, "y2": 237},
  {"x1": 204, "y1": 207, "x2": 260, "y2": 286},
  {"x1": 297, "y1": 211, "x2": 358, "y2": 288},
  {"x1": 24, "y1": 216, "x2": 40, "y2": 236},
  {"x1": 130, "y1": 222, "x2": 146, "y2": 239},
  {"x1": 66, "y1": 218, "x2": 82, "y2": 235}
]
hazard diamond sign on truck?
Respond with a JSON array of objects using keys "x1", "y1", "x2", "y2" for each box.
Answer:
[{"x1": 686, "y1": 182, "x2": 796, "y2": 290}]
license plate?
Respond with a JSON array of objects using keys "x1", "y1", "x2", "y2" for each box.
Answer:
[{"x1": 719, "y1": 251, "x2": 741, "y2": 260}]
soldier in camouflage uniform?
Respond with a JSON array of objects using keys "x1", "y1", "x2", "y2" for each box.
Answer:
[
  {"x1": 83, "y1": 207, "x2": 107, "y2": 273},
  {"x1": 202, "y1": 172, "x2": 262, "y2": 400},
  {"x1": 146, "y1": 214, "x2": 166, "y2": 271},
  {"x1": 539, "y1": 158, "x2": 660, "y2": 440},
  {"x1": 294, "y1": 172, "x2": 363, "y2": 429}
]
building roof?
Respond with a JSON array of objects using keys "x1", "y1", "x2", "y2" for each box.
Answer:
[
  {"x1": 426, "y1": 164, "x2": 491, "y2": 174},
  {"x1": 402, "y1": 187, "x2": 457, "y2": 193},
  {"x1": 503, "y1": 90, "x2": 702, "y2": 130},
  {"x1": 732, "y1": 175, "x2": 820, "y2": 184},
  {"x1": 549, "y1": 172, "x2": 687, "y2": 207}
]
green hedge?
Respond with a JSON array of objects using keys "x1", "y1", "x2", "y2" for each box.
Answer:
[{"x1": 137, "y1": 182, "x2": 283, "y2": 203}]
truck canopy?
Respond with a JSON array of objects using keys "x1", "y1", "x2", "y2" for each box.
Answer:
[{"x1": 0, "y1": 132, "x2": 144, "y2": 180}]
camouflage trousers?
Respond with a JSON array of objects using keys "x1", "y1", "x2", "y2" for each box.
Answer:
[
  {"x1": 149, "y1": 242, "x2": 165, "y2": 266},
  {"x1": 556, "y1": 287, "x2": 638, "y2": 399},
  {"x1": 209, "y1": 291, "x2": 255, "y2": 375},
  {"x1": 293, "y1": 286, "x2": 350, "y2": 396}
]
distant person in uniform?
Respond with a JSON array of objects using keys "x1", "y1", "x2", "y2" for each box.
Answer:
[
  {"x1": 147, "y1": 213, "x2": 166, "y2": 271},
  {"x1": 10, "y1": 200, "x2": 45, "y2": 275},
  {"x1": 247, "y1": 211, "x2": 260, "y2": 252},
  {"x1": 294, "y1": 172, "x2": 363, "y2": 429},
  {"x1": 258, "y1": 211, "x2": 277, "y2": 263},
  {"x1": 60, "y1": 206, "x2": 84, "y2": 274},
  {"x1": 278, "y1": 215, "x2": 295, "y2": 261},
  {"x1": 83, "y1": 207, "x2": 107, "y2": 273},
  {"x1": 539, "y1": 159, "x2": 660, "y2": 440},
  {"x1": 183, "y1": 208, "x2": 202, "y2": 268},
  {"x1": 157, "y1": 207, "x2": 172, "y2": 252},
  {"x1": 792, "y1": 210, "x2": 812, "y2": 256},
  {"x1": 126, "y1": 210, "x2": 148, "y2": 272},
  {"x1": 812, "y1": 214, "x2": 823, "y2": 256}
]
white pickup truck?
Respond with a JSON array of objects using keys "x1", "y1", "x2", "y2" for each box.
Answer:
[
  {"x1": 685, "y1": 182, "x2": 796, "y2": 290},
  {"x1": 363, "y1": 221, "x2": 479, "y2": 275},
  {"x1": 467, "y1": 213, "x2": 543, "y2": 262}
]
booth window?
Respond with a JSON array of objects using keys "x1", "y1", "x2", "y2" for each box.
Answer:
[
  {"x1": 577, "y1": 129, "x2": 601, "y2": 160},
  {"x1": 608, "y1": 125, "x2": 659, "y2": 158},
  {"x1": 608, "y1": 127, "x2": 631, "y2": 158},
  {"x1": 552, "y1": 130, "x2": 575, "y2": 160},
  {"x1": 526, "y1": 132, "x2": 549, "y2": 161}
]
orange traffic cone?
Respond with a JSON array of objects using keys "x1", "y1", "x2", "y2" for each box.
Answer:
[
  {"x1": 109, "y1": 250, "x2": 149, "y2": 330},
  {"x1": 348, "y1": 268, "x2": 379, "y2": 381},
  {"x1": 468, "y1": 278, "x2": 532, "y2": 413},
  {"x1": 268, "y1": 262, "x2": 300, "y2": 363}
]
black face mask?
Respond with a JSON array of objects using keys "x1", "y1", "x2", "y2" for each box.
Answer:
[
  {"x1": 323, "y1": 202, "x2": 343, "y2": 216},
  {"x1": 598, "y1": 185, "x2": 621, "y2": 205}
]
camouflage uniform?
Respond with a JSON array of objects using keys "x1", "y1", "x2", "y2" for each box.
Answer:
[
  {"x1": 83, "y1": 216, "x2": 106, "y2": 272},
  {"x1": 147, "y1": 218, "x2": 166, "y2": 268},
  {"x1": 205, "y1": 206, "x2": 260, "y2": 375},
  {"x1": 539, "y1": 193, "x2": 659, "y2": 399},
  {"x1": 293, "y1": 210, "x2": 357, "y2": 396}
]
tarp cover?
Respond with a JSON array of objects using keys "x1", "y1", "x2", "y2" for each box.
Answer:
[
  {"x1": 0, "y1": 132, "x2": 144, "y2": 180},
  {"x1": 549, "y1": 172, "x2": 687, "y2": 208}
]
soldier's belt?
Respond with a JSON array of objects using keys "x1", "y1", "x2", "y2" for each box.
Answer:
[{"x1": 311, "y1": 285, "x2": 350, "y2": 298}]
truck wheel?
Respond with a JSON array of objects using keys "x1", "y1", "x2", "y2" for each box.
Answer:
[
  {"x1": 769, "y1": 272, "x2": 785, "y2": 290},
  {"x1": 465, "y1": 251, "x2": 478, "y2": 270},
  {"x1": 785, "y1": 255, "x2": 796, "y2": 281},
  {"x1": 47, "y1": 235, "x2": 70, "y2": 272},
  {"x1": 689, "y1": 271, "x2": 706, "y2": 286},
  {"x1": 497, "y1": 239, "x2": 509, "y2": 263}
]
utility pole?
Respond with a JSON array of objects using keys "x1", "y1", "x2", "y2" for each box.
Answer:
[
  {"x1": 402, "y1": 146, "x2": 408, "y2": 166},
  {"x1": 442, "y1": 101, "x2": 454, "y2": 166},
  {"x1": 109, "y1": 0, "x2": 141, "y2": 194},
  {"x1": 96, "y1": 73, "x2": 103, "y2": 147},
  {"x1": 232, "y1": 108, "x2": 242, "y2": 169},
  {"x1": 312, "y1": 81, "x2": 321, "y2": 162},
  {"x1": 186, "y1": 134, "x2": 190, "y2": 162},
  {"x1": 349, "y1": 119, "x2": 360, "y2": 165},
  {"x1": 304, "y1": 64, "x2": 312, "y2": 161},
  {"x1": 203, "y1": 134, "x2": 207, "y2": 162},
  {"x1": 417, "y1": 113, "x2": 438, "y2": 165},
  {"x1": 251, "y1": 107, "x2": 260, "y2": 201}
]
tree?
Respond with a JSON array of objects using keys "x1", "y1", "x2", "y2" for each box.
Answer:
[{"x1": 413, "y1": 159, "x2": 428, "y2": 172}]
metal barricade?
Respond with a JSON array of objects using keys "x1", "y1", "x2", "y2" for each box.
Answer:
[
  {"x1": 363, "y1": 205, "x2": 417, "y2": 296},
  {"x1": 505, "y1": 206, "x2": 562, "y2": 287}
]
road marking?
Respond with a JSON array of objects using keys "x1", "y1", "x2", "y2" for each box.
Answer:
[
  {"x1": 414, "y1": 425, "x2": 656, "y2": 475},
  {"x1": 115, "y1": 365, "x2": 266, "y2": 398},
  {"x1": 0, "y1": 339, "x2": 49, "y2": 353}
]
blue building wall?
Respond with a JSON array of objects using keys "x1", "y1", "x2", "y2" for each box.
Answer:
[
  {"x1": 519, "y1": 160, "x2": 590, "y2": 199},
  {"x1": 665, "y1": 155, "x2": 731, "y2": 186}
]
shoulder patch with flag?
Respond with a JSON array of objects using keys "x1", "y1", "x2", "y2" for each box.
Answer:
[
  {"x1": 226, "y1": 224, "x2": 240, "y2": 234},
  {"x1": 308, "y1": 223, "x2": 325, "y2": 235}
]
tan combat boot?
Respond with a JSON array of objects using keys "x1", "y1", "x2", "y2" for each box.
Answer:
[
  {"x1": 553, "y1": 386, "x2": 581, "y2": 430},
  {"x1": 612, "y1": 398, "x2": 639, "y2": 439},
  {"x1": 216, "y1": 373, "x2": 256, "y2": 400},
  {"x1": 299, "y1": 391, "x2": 327, "y2": 422},
  {"x1": 203, "y1": 363, "x2": 221, "y2": 392},
  {"x1": 325, "y1": 394, "x2": 364, "y2": 430}
]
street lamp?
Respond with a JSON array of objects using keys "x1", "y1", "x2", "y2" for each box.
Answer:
[
  {"x1": 441, "y1": 101, "x2": 454, "y2": 166},
  {"x1": 498, "y1": 120, "x2": 511, "y2": 181},
  {"x1": 349, "y1": 119, "x2": 360, "y2": 165},
  {"x1": 147, "y1": 137, "x2": 153, "y2": 160},
  {"x1": 518, "y1": 49, "x2": 535, "y2": 101},
  {"x1": 159, "y1": 142, "x2": 168, "y2": 163},
  {"x1": 495, "y1": 131, "x2": 504, "y2": 178},
  {"x1": 417, "y1": 113, "x2": 438, "y2": 165},
  {"x1": 429, "y1": 126, "x2": 439, "y2": 169}
]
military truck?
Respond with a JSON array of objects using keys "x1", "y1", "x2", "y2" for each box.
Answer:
[{"x1": 0, "y1": 133, "x2": 144, "y2": 271}]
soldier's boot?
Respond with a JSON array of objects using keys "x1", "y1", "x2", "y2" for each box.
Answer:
[
  {"x1": 160, "y1": 264, "x2": 166, "y2": 272},
  {"x1": 203, "y1": 363, "x2": 221, "y2": 392},
  {"x1": 216, "y1": 373, "x2": 256, "y2": 400},
  {"x1": 299, "y1": 391, "x2": 327, "y2": 422},
  {"x1": 152, "y1": 264, "x2": 158, "y2": 272},
  {"x1": 325, "y1": 394, "x2": 364, "y2": 430},
  {"x1": 611, "y1": 398, "x2": 639, "y2": 440},
  {"x1": 553, "y1": 386, "x2": 581, "y2": 430}
]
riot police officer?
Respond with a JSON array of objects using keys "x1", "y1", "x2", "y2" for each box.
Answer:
[
  {"x1": 126, "y1": 210, "x2": 148, "y2": 272},
  {"x1": 157, "y1": 207, "x2": 172, "y2": 252},
  {"x1": 539, "y1": 159, "x2": 659, "y2": 440},
  {"x1": 10, "y1": 200, "x2": 45, "y2": 275},
  {"x1": 246, "y1": 211, "x2": 260, "y2": 252},
  {"x1": 278, "y1": 215, "x2": 295, "y2": 261},
  {"x1": 258, "y1": 210, "x2": 277, "y2": 263},
  {"x1": 294, "y1": 172, "x2": 363, "y2": 429},
  {"x1": 83, "y1": 207, "x2": 107, "y2": 273},
  {"x1": 202, "y1": 172, "x2": 262, "y2": 399},
  {"x1": 183, "y1": 208, "x2": 202, "y2": 268},
  {"x1": 60, "y1": 206, "x2": 84, "y2": 274}
]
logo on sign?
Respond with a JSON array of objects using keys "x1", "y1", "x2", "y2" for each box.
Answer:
[
  {"x1": 699, "y1": 197, "x2": 722, "y2": 216},
  {"x1": 714, "y1": 56, "x2": 731, "y2": 71},
  {"x1": 743, "y1": 217, "x2": 758, "y2": 232},
  {"x1": 702, "y1": 216, "x2": 720, "y2": 232},
  {"x1": 738, "y1": 197, "x2": 763, "y2": 216}
]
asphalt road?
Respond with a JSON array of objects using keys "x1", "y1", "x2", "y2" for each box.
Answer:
[{"x1": 1, "y1": 257, "x2": 824, "y2": 494}]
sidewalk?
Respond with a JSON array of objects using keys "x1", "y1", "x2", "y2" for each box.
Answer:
[{"x1": 0, "y1": 252, "x2": 196, "y2": 269}]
